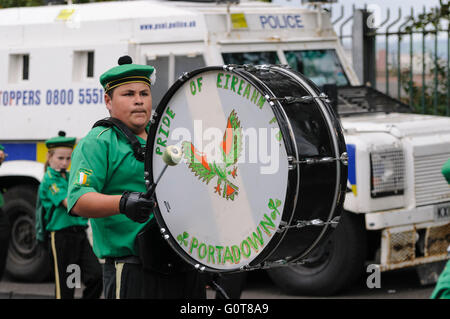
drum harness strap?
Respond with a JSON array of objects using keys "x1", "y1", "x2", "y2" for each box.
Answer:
[{"x1": 93, "y1": 117, "x2": 146, "y2": 162}]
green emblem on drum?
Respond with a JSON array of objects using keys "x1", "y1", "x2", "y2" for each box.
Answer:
[
  {"x1": 182, "y1": 109, "x2": 243, "y2": 201},
  {"x1": 177, "y1": 232, "x2": 189, "y2": 247},
  {"x1": 268, "y1": 198, "x2": 282, "y2": 219}
]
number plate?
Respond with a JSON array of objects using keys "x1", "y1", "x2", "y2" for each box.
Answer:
[{"x1": 434, "y1": 202, "x2": 450, "y2": 222}]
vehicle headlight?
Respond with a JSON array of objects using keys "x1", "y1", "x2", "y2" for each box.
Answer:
[{"x1": 370, "y1": 148, "x2": 405, "y2": 198}]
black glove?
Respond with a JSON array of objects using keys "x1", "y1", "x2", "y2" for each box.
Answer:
[{"x1": 119, "y1": 191, "x2": 156, "y2": 223}]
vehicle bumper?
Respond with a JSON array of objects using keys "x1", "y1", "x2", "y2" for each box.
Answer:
[{"x1": 364, "y1": 204, "x2": 450, "y2": 272}]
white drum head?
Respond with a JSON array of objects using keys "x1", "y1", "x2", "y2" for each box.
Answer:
[{"x1": 150, "y1": 69, "x2": 290, "y2": 271}]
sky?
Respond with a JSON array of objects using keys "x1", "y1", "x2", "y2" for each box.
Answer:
[
  {"x1": 273, "y1": 0, "x2": 445, "y2": 32},
  {"x1": 329, "y1": 0, "x2": 442, "y2": 15},
  {"x1": 328, "y1": 0, "x2": 444, "y2": 29},
  {"x1": 271, "y1": 0, "x2": 448, "y2": 44}
]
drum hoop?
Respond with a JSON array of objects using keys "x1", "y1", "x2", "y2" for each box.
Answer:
[
  {"x1": 144, "y1": 65, "x2": 300, "y2": 272},
  {"x1": 270, "y1": 66, "x2": 346, "y2": 261}
]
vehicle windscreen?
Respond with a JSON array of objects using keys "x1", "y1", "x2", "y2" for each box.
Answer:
[
  {"x1": 222, "y1": 51, "x2": 280, "y2": 65},
  {"x1": 284, "y1": 49, "x2": 349, "y2": 87}
]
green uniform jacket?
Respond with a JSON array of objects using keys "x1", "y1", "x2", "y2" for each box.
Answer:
[
  {"x1": 67, "y1": 125, "x2": 152, "y2": 259},
  {"x1": 442, "y1": 158, "x2": 450, "y2": 184},
  {"x1": 431, "y1": 158, "x2": 450, "y2": 298},
  {"x1": 431, "y1": 260, "x2": 450, "y2": 299},
  {"x1": 36, "y1": 167, "x2": 88, "y2": 241}
]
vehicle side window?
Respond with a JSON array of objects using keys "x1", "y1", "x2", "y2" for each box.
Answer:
[
  {"x1": 147, "y1": 56, "x2": 169, "y2": 107},
  {"x1": 284, "y1": 49, "x2": 349, "y2": 87},
  {"x1": 8, "y1": 53, "x2": 30, "y2": 83},
  {"x1": 175, "y1": 55, "x2": 206, "y2": 79},
  {"x1": 222, "y1": 51, "x2": 280, "y2": 65},
  {"x1": 148, "y1": 54, "x2": 206, "y2": 107}
]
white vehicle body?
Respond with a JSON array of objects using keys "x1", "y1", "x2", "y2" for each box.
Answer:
[
  {"x1": 0, "y1": 0, "x2": 448, "y2": 292},
  {"x1": 343, "y1": 112, "x2": 450, "y2": 271}
]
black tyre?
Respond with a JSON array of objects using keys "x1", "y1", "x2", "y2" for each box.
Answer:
[
  {"x1": 3, "y1": 185, "x2": 51, "y2": 282},
  {"x1": 266, "y1": 211, "x2": 367, "y2": 296}
]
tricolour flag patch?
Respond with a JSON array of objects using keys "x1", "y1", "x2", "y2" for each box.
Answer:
[{"x1": 76, "y1": 168, "x2": 93, "y2": 186}]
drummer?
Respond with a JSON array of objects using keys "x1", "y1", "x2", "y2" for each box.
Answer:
[{"x1": 67, "y1": 56, "x2": 206, "y2": 299}]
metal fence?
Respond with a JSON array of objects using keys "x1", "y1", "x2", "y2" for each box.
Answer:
[{"x1": 330, "y1": 4, "x2": 449, "y2": 116}]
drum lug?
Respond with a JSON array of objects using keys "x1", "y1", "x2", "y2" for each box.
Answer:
[
  {"x1": 178, "y1": 72, "x2": 190, "y2": 81},
  {"x1": 283, "y1": 216, "x2": 341, "y2": 231},
  {"x1": 268, "y1": 93, "x2": 331, "y2": 104},
  {"x1": 278, "y1": 64, "x2": 292, "y2": 70},
  {"x1": 240, "y1": 259, "x2": 306, "y2": 272},
  {"x1": 287, "y1": 156, "x2": 296, "y2": 170},
  {"x1": 268, "y1": 96, "x2": 312, "y2": 104},
  {"x1": 258, "y1": 64, "x2": 271, "y2": 71},
  {"x1": 150, "y1": 111, "x2": 158, "y2": 124},
  {"x1": 242, "y1": 64, "x2": 257, "y2": 72},
  {"x1": 194, "y1": 264, "x2": 206, "y2": 272},
  {"x1": 293, "y1": 152, "x2": 348, "y2": 166},
  {"x1": 277, "y1": 221, "x2": 288, "y2": 233},
  {"x1": 223, "y1": 64, "x2": 239, "y2": 71},
  {"x1": 340, "y1": 152, "x2": 349, "y2": 166}
]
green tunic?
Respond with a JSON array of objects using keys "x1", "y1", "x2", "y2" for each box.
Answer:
[
  {"x1": 431, "y1": 260, "x2": 450, "y2": 299},
  {"x1": 38, "y1": 167, "x2": 89, "y2": 232},
  {"x1": 442, "y1": 158, "x2": 450, "y2": 184},
  {"x1": 67, "y1": 125, "x2": 152, "y2": 259}
]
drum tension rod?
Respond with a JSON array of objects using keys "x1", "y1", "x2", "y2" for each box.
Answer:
[
  {"x1": 288, "y1": 152, "x2": 348, "y2": 166},
  {"x1": 268, "y1": 93, "x2": 331, "y2": 104},
  {"x1": 279, "y1": 216, "x2": 341, "y2": 232},
  {"x1": 240, "y1": 260, "x2": 306, "y2": 272}
]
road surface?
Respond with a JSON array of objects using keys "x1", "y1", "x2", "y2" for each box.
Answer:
[{"x1": 0, "y1": 267, "x2": 435, "y2": 299}]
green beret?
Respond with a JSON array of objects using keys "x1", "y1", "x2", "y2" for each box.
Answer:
[
  {"x1": 45, "y1": 131, "x2": 76, "y2": 149},
  {"x1": 442, "y1": 158, "x2": 450, "y2": 184},
  {"x1": 100, "y1": 56, "x2": 155, "y2": 93}
]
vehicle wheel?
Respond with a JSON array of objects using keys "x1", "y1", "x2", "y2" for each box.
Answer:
[
  {"x1": 266, "y1": 211, "x2": 367, "y2": 296},
  {"x1": 3, "y1": 185, "x2": 51, "y2": 282}
]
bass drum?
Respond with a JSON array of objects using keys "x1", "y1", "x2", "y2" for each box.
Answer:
[{"x1": 145, "y1": 65, "x2": 347, "y2": 273}]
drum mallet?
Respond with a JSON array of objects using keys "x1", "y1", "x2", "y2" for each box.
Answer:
[{"x1": 144, "y1": 145, "x2": 182, "y2": 199}]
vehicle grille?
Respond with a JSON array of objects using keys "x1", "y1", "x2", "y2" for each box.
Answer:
[{"x1": 415, "y1": 152, "x2": 450, "y2": 206}]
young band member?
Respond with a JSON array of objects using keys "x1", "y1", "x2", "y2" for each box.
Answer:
[
  {"x1": 67, "y1": 56, "x2": 205, "y2": 299},
  {"x1": 37, "y1": 132, "x2": 102, "y2": 299}
]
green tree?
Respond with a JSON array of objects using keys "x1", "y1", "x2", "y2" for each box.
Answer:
[
  {"x1": 0, "y1": 0, "x2": 115, "y2": 8},
  {"x1": 0, "y1": 0, "x2": 44, "y2": 8},
  {"x1": 401, "y1": 0, "x2": 449, "y2": 116}
]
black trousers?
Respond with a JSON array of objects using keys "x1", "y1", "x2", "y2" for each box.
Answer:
[
  {"x1": 103, "y1": 258, "x2": 207, "y2": 299},
  {"x1": 49, "y1": 227, "x2": 102, "y2": 299},
  {"x1": 0, "y1": 208, "x2": 10, "y2": 280}
]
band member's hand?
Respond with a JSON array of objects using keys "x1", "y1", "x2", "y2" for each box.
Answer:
[{"x1": 119, "y1": 191, "x2": 156, "y2": 223}]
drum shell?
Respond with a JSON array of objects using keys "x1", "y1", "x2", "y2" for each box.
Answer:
[
  {"x1": 241, "y1": 67, "x2": 348, "y2": 263},
  {"x1": 145, "y1": 66, "x2": 347, "y2": 271}
]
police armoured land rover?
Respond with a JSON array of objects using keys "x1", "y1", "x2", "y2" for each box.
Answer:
[{"x1": 0, "y1": 0, "x2": 449, "y2": 295}]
